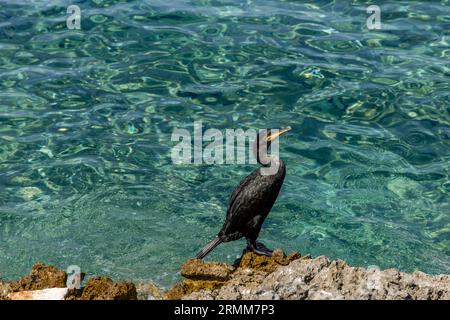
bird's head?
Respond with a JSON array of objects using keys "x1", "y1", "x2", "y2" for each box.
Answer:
[{"x1": 254, "y1": 126, "x2": 291, "y2": 166}]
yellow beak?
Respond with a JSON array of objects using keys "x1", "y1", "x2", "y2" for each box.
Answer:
[{"x1": 267, "y1": 126, "x2": 291, "y2": 142}]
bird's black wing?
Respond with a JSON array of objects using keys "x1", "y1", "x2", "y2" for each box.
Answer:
[
  {"x1": 226, "y1": 169, "x2": 261, "y2": 217},
  {"x1": 220, "y1": 168, "x2": 273, "y2": 236}
]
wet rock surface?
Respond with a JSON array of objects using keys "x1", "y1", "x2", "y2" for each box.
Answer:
[{"x1": 175, "y1": 251, "x2": 450, "y2": 300}]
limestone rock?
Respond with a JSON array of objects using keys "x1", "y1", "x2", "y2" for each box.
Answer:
[
  {"x1": 237, "y1": 249, "x2": 300, "y2": 273},
  {"x1": 1, "y1": 263, "x2": 138, "y2": 300},
  {"x1": 8, "y1": 288, "x2": 68, "y2": 300},
  {"x1": 2, "y1": 250, "x2": 449, "y2": 300},
  {"x1": 181, "y1": 259, "x2": 234, "y2": 281},
  {"x1": 171, "y1": 250, "x2": 450, "y2": 300},
  {"x1": 136, "y1": 282, "x2": 164, "y2": 300},
  {"x1": 167, "y1": 250, "x2": 302, "y2": 300},
  {"x1": 9, "y1": 262, "x2": 67, "y2": 292},
  {"x1": 0, "y1": 281, "x2": 11, "y2": 300},
  {"x1": 80, "y1": 276, "x2": 137, "y2": 300},
  {"x1": 165, "y1": 279, "x2": 225, "y2": 300}
]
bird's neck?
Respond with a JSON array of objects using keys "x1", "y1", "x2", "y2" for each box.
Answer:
[
  {"x1": 253, "y1": 133, "x2": 284, "y2": 175},
  {"x1": 259, "y1": 155, "x2": 285, "y2": 176},
  {"x1": 259, "y1": 154, "x2": 279, "y2": 167}
]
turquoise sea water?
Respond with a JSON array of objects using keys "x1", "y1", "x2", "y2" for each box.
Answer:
[{"x1": 0, "y1": 0, "x2": 449, "y2": 287}]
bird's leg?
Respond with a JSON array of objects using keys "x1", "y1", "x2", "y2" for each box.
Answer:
[
  {"x1": 255, "y1": 241, "x2": 273, "y2": 256},
  {"x1": 234, "y1": 239, "x2": 274, "y2": 265},
  {"x1": 246, "y1": 239, "x2": 273, "y2": 257}
]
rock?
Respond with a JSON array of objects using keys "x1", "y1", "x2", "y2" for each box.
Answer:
[
  {"x1": 236, "y1": 250, "x2": 300, "y2": 273},
  {"x1": 65, "y1": 288, "x2": 84, "y2": 300},
  {"x1": 166, "y1": 250, "x2": 302, "y2": 300},
  {"x1": 80, "y1": 277, "x2": 137, "y2": 300},
  {"x1": 2, "y1": 263, "x2": 138, "y2": 300},
  {"x1": 8, "y1": 288, "x2": 68, "y2": 300},
  {"x1": 2, "y1": 250, "x2": 449, "y2": 300},
  {"x1": 0, "y1": 281, "x2": 11, "y2": 300},
  {"x1": 9, "y1": 262, "x2": 67, "y2": 292},
  {"x1": 164, "y1": 258, "x2": 239, "y2": 300},
  {"x1": 171, "y1": 250, "x2": 450, "y2": 300},
  {"x1": 165, "y1": 279, "x2": 225, "y2": 300},
  {"x1": 181, "y1": 259, "x2": 234, "y2": 281},
  {"x1": 136, "y1": 282, "x2": 164, "y2": 300}
]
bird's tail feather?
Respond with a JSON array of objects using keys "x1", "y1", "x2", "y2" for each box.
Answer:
[{"x1": 195, "y1": 236, "x2": 223, "y2": 259}]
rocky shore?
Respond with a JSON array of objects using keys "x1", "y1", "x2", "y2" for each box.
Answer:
[
  {"x1": 0, "y1": 262, "x2": 139, "y2": 300},
  {"x1": 1, "y1": 250, "x2": 449, "y2": 300}
]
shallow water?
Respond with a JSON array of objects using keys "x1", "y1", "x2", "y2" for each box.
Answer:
[{"x1": 0, "y1": 0, "x2": 449, "y2": 287}]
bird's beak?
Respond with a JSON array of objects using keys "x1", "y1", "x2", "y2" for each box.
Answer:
[{"x1": 267, "y1": 126, "x2": 291, "y2": 142}]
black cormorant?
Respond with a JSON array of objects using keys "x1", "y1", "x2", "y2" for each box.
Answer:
[{"x1": 195, "y1": 127, "x2": 291, "y2": 259}]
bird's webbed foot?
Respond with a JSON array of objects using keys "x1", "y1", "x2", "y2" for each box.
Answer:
[
  {"x1": 233, "y1": 240, "x2": 273, "y2": 265},
  {"x1": 246, "y1": 240, "x2": 273, "y2": 257}
]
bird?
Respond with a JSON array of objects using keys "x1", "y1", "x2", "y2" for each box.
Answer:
[{"x1": 195, "y1": 127, "x2": 291, "y2": 259}]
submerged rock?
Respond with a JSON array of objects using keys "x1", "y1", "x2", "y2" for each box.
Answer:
[{"x1": 168, "y1": 250, "x2": 450, "y2": 300}]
